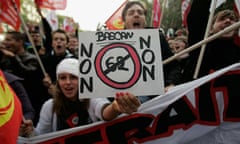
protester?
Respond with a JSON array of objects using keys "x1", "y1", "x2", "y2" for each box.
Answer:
[
  {"x1": 0, "y1": 31, "x2": 48, "y2": 126},
  {"x1": 26, "y1": 24, "x2": 46, "y2": 56},
  {"x1": 35, "y1": 3, "x2": 53, "y2": 56},
  {"x1": 172, "y1": 36, "x2": 188, "y2": 54},
  {"x1": 167, "y1": 38, "x2": 176, "y2": 53},
  {"x1": 41, "y1": 29, "x2": 75, "y2": 95},
  {"x1": 180, "y1": 0, "x2": 240, "y2": 143},
  {"x1": 0, "y1": 45, "x2": 34, "y2": 121},
  {"x1": 0, "y1": 31, "x2": 39, "y2": 77},
  {"x1": 168, "y1": 35, "x2": 190, "y2": 85},
  {"x1": 67, "y1": 34, "x2": 79, "y2": 57},
  {"x1": 3, "y1": 71, "x2": 35, "y2": 120},
  {"x1": 20, "y1": 58, "x2": 140, "y2": 137},
  {"x1": 183, "y1": 0, "x2": 240, "y2": 82},
  {"x1": 121, "y1": 1, "x2": 182, "y2": 100},
  {"x1": 25, "y1": 2, "x2": 53, "y2": 57}
]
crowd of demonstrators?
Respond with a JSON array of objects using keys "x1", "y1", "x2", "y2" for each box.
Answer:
[
  {"x1": 182, "y1": 0, "x2": 240, "y2": 83},
  {"x1": 41, "y1": 29, "x2": 76, "y2": 95},
  {"x1": 180, "y1": 0, "x2": 240, "y2": 143},
  {"x1": 20, "y1": 58, "x2": 141, "y2": 138},
  {"x1": 0, "y1": 0, "x2": 239, "y2": 141},
  {"x1": 25, "y1": 24, "x2": 46, "y2": 56},
  {"x1": 0, "y1": 31, "x2": 49, "y2": 126},
  {"x1": 25, "y1": 8, "x2": 52, "y2": 57},
  {"x1": 0, "y1": 41, "x2": 35, "y2": 120}
]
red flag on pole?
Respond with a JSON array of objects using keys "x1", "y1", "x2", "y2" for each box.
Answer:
[
  {"x1": 0, "y1": 0, "x2": 21, "y2": 31},
  {"x1": 105, "y1": 0, "x2": 128, "y2": 30},
  {"x1": 35, "y1": 0, "x2": 67, "y2": 10},
  {"x1": 181, "y1": 0, "x2": 191, "y2": 27},
  {"x1": 0, "y1": 70, "x2": 22, "y2": 144},
  {"x1": 63, "y1": 17, "x2": 75, "y2": 32},
  {"x1": 152, "y1": 0, "x2": 161, "y2": 28}
]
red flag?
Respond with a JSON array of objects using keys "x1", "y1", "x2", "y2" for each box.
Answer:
[
  {"x1": 152, "y1": 0, "x2": 161, "y2": 28},
  {"x1": 35, "y1": 0, "x2": 67, "y2": 10},
  {"x1": 0, "y1": 0, "x2": 21, "y2": 31},
  {"x1": 63, "y1": 17, "x2": 74, "y2": 32},
  {"x1": 0, "y1": 70, "x2": 22, "y2": 144},
  {"x1": 181, "y1": 0, "x2": 191, "y2": 27},
  {"x1": 105, "y1": 0, "x2": 128, "y2": 30}
]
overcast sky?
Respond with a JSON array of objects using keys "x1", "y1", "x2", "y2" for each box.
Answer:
[{"x1": 57, "y1": 0, "x2": 126, "y2": 31}]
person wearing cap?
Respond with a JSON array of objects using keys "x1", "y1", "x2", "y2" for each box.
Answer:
[
  {"x1": 20, "y1": 58, "x2": 141, "y2": 137},
  {"x1": 182, "y1": 0, "x2": 240, "y2": 82}
]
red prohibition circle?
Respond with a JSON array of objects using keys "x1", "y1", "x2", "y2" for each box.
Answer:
[{"x1": 95, "y1": 43, "x2": 141, "y2": 89}]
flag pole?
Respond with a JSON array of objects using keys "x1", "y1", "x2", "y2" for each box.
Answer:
[
  {"x1": 10, "y1": 0, "x2": 47, "y2": 76},
  {"x1": 163, "y1": 21, "x2": 240, "y2": 65},
  {"x1": 193, "y1": 0, "x2": 217, "y2": 79}
]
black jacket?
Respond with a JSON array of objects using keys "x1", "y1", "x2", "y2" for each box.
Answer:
[
  {"x1": 4, "y1": 71, "x2": 35, "y2": 120},
  {"x1": 183, "y1": 0, "x2": 240, "y2": 82}
]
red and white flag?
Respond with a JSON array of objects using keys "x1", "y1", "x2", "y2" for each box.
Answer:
[
  {"x1": 63, "y1": 17, "x2": 74, "y2": 32},
  {"x1": 34, "y1": 0, "x2": 67, "y2": 10},
  {"x1": 105, "y1": 0, "x2": 128, "y2": 30},
  {"x1": 181, "y1": 0, "x2": 191, "y2": 27},
  {"x1": 0, "y1": 0, "x2": 21, "y2": 30},
  {"x1": 152, "y1": 0, "x2": 161, "y2": 28},
  {"x1": 46, "y1": 11, "x2": 59, "y2": 31}
]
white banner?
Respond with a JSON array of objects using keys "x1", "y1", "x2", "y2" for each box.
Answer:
[{"x1": 18, "y1": 63, "x2": 240, "y2": 144}]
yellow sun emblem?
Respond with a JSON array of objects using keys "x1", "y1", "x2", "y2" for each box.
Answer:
[{"x1": 0, "y1": 72, "x2": 14, "y2": 127}]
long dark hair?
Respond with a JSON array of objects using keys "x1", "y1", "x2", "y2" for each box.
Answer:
[{"x1": 52, "y1": 83, "x2": 89, "y2": 116}]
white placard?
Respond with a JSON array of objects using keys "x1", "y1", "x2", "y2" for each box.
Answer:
[{"x1": 78, "y1": 29, "x2": 164, "y2": 98}]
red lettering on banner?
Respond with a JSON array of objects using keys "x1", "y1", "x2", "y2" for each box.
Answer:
[{"x1": 39, "y1": 71, "x2": 240, "y2": 144}]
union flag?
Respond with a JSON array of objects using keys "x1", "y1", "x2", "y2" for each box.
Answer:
[
  {"x1": 105, "y1": 0, "x2": 128, "y2": 30},
  {"x1": 0, "y1": 0, "x2": 21, "y2": 31}
]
